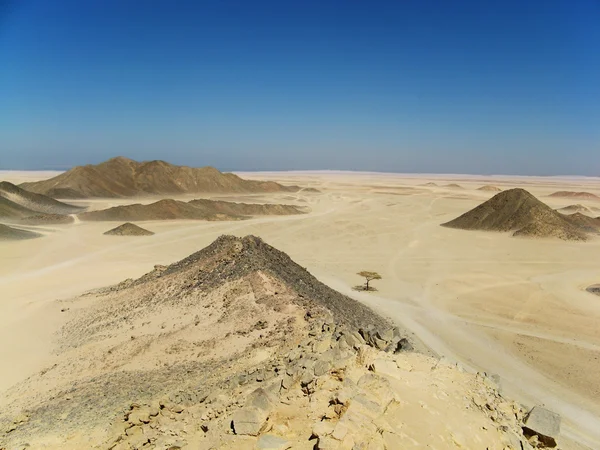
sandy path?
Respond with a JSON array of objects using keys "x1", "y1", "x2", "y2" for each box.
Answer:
[{"x1": 320, "y1": 278, "x2": 600, "y2": 448}]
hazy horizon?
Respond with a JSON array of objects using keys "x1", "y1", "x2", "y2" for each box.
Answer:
[
  {"x1": 2, "y1": 160, "x2": 600, "y2": 179},
  {"x1": 1, "y1": 1, "x2": 599, "y2": 175}
]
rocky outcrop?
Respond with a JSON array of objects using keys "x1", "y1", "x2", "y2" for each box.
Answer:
[
  {"x1": 587, "y1": 284, "x2": 600, "y2": 296},
  {"x1": 94, "y1": 314, "x2": 539, "y2": 450}
]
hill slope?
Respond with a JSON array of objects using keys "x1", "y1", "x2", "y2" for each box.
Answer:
[
  {"x1": 18, "y1": 214, "x2": 74, "y2": 225},
  {"x1": 562, "y1": 213, "x2": 600, "y2": 233},
  {"x1": 0, "y1": 223, "x2": 41, "y2": 241},
  {"x1": 78, "y1": 198, "x2": 305, "y2": 221},
  {"x1": 442, "y1": 188, "x2": 589, "y2": 241},
  {"x1": 20, "y1": 157, "x2": 301, "y2": 198},
  {"x1": 0, "y1": 181, "x2": 83, "y2": 214},
  {"x1": 0, "y1": 197, "x2": 38, "y2": 219},
  {"x1": 104, "y1": 222, "x2": 155, "y2": 236}
]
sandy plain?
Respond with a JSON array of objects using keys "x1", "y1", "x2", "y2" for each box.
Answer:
[{"x1": 1, "y1": 171, "x2": 600, "y2": 449}]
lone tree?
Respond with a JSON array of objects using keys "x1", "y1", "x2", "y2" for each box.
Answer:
[{"x1": 357, "y1": 271, "x2": 382, "y2": 291}]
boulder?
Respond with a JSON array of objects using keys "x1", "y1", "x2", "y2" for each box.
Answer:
[
  {"x1": 256, "y1": 434, "x2": 292, "y2": 450},
  {"x1": 312, "y1": 420, "x2": 335, "y2": 438},
  {"x1": 231, "y1": 407, "x2": 268, "y2": 436},
  {"x1": 369, "y1": 358, "x2": 399, "y2": 378},
  {"x1": 316, "y1": 436, "x2": 341, "y2": 449},
  {"x1": 522, "y1": 406, "x2": 561, "y2": 447}
]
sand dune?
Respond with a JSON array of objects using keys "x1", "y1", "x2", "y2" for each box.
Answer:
[
  {"x1": 78, "y1": 198, "x2": 306, "y2": 221},
  {"x1": 104, "y1": 222, "x2": 154, "y2": 236},
  {"x1": 20, "y1": 157, "x2": 305, "y2": 198},
  {"x1": 442, "y1": 188, "x2": 589, "y2": 241}
]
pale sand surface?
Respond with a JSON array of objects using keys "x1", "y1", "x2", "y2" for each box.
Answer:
[
  {"x1": 1, "y1": 170, "x2": 600, "y2": 448},
  {"x1": 0, "y1": 170, "x2": 64, "y2": 185}
]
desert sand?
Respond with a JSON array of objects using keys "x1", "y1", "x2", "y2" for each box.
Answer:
[{"x1": 1, "y1": 171, "x2": 600, "y2": 448}]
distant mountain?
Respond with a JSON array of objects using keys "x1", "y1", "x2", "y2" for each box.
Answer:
[
  {"x1": 549, "y1": 191, "x2": 600, "y2": 201},
  {"x1": 104, "y1": 222, "x2": 154, "y2": 236},
  {"x1": 79, "y1": 198, "x2": 305, "y2": 221},
  {"x1": 557, "y1": 204, "x2": 594, "y2": 214},
  {"x1": 0, "y1": 181, "x2": 83, "y2": 219},
  {"x1": 441, "y1": 188, "x2": 589, "y2": 241},
  {"x1": 20, "y1": 157, "x2": 302, "y2": 198},
  {"x1": 477, "y1": 185, "x2": 502, "y2": 192}
]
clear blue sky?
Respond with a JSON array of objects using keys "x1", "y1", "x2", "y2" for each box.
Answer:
[{"x1": 0, "y1": 0, "x2": 598, "y2": 175}]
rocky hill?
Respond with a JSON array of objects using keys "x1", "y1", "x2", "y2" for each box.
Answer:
[
  {"x1": 562, "y1": 213, "x2": 600, "y2": 234},
  {"x1": 0, "y1": 235, "x2": 554, "y2": 450},
  {"x1": 549, "y1": 191, "x2": 600, "y2": 201},
  {"x1": 104, "y1": 223, "x2": 155, "y2": 236},
  {"x1": 557, "y1": 204, "x2": 595, "y2": 214},
  {"x1": 0, "y1": 197, "x2": 37, "y2": 219},
  {"x1": 19, "y1": 157, "x2": 304, "y2": 198},
  {"x1": 478, "y1": 185, "x2": 502, "y2": 192},
  {"x1": 78, "y1": 199, "x2": 305, "y2": 222},
  {"x1": 442, "y1": 188, "x2": 590, "y2": 241},
  {"x1": 0, "y1": 223, "x2": 41, "y2": 241},
  {"x1": 0, "y1": 181, "x2": 83, "y2": 215}
]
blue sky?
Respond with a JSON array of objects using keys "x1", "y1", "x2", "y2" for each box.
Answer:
[{"x1": 0, "y1": 0, "x2": 599, "y2": 175}]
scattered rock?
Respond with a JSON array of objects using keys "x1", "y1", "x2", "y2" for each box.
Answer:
[
  {"x1": 314, "y1": 360, "x2": 332, "y2": 377},
  {"x1": 231, "y1": 407, "x2": 268, "y2": 436}
]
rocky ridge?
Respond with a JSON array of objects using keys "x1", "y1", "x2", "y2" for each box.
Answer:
[
  {"x1": 78, "y1": 199, "x2": 306, "y2": 222},
  {"x1": 0, "y1": 181, "x2": 83, "y2": 217},
  {"x1": 0, "y1": 236, "x2": 562, "y2": 449},
  {"x1": 97, "y1": 316, "x2": 552, "y2": 450},
  {"x1": 0, "y1": 223, "x2": 42, "y2": 241},
  {"x1": 19, "y1": 157, "x2": 309, "y2": 199}
]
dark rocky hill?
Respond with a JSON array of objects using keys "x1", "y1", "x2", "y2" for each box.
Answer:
[
  {"x1": 20, "y1": 157, "x2": 303, "y2": 198},
  {"x1": 442, "y1": 188, "x2": 589, "y2": 241}
]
